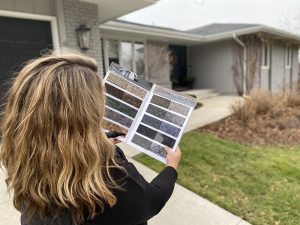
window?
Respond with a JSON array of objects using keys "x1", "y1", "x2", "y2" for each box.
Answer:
[
  {"x1": 103, "y1": 39, "x2": 145, "y2": 76},
  {"x1": 286, "y1": 45, "x2": 292, "y2": 68},
  {"x1": 261, "y1": 42, "x2": 270, "y2": 68},
  {"x1": 107, "y1": 39, "x2": 119, "y2": 66},
  {"x1": 134, "y1": 42, "x2": 145, "y2": 76},
  {"x1": 120, "y1": 41, "x2": 133, "y2": 70}
]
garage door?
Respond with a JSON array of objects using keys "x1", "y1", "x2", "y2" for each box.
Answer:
[{"x1": 0, "y1": 16, "x2": 53, "y2": 106}]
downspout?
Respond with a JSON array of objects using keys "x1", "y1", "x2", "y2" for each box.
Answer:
[{"x1": 233, "y1": 33, "x2": 247, "y2": 96}]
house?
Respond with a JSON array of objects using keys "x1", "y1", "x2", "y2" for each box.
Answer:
[
  {"x1": 100, "y1": 20, "x2": 300, "y2": 95},
  {"x1": 0, "y1": 0, "x2": 299, "y2": 102}
]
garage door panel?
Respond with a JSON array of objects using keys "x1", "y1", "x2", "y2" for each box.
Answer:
[{"x1": 0, "y1": 16, "x2": 53, "y2": 104}]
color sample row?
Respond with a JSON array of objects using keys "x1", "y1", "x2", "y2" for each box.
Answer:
[
  {"x1": 106, "y1": 96, "x2": 138, "y2": 118},
  {"x1": 131, "y1": 134, "x2": 167, "y2": 158},
  {"x1": 105, "y1": 107, "x2": 133, "y2": 128},
  {"x1": 146, "y1": 104, "x2": 185, "y2": 127},
  {"x1": 141, "y1": 114, "x2": 180, "y2": 138},
  {"x1": 136, "y1": 124, "x2": 176, "y2": 148},
  {"x1": 107, "y1": 72, "x2": 147, "y2": 99},
  {"x1": 153, "y1": 85, "x2": 197, "y2": 108},
  {"x1": 105, "y1": 83, "x2": 142, "y2": 108},
  {"x1": 150, "y1": 95, "x2": 190, "y2": 116},
  {"x1": 103, "y1": 119, "x2": 128, "y2": 134}
]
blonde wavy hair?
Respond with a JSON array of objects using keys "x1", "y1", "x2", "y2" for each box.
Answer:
[{"x1": 0, "y1": 53, "x2": 122, "y2": 224}]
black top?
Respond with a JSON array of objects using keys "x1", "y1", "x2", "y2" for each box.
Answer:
[{"x1": 21, "y1": 147, "x2": 178, "y2": 225}]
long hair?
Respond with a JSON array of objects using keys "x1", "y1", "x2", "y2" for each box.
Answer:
[{"x1": 0, "y1": 53, "x2": 122, "y2": 224}]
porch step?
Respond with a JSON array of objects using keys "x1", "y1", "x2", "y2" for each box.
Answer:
[{"x1": 181, "y1": 89, "x2": 220, "y2": 101}]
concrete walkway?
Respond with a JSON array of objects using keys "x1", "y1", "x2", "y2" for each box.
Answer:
[{"x1": 0, "y1": 95, "x2": 251, "y2": 225}]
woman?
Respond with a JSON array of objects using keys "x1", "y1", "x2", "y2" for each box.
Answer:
[{"x1": 0, "y1": 53, "x2": 181, "y2": 225}]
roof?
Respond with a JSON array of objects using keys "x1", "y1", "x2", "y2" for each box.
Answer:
[
  {"x1": 100, "y1": 20, "x2": 300, "y2": 44},
  {"x1": 187, "y1": 23, "x2": 260, "y2": 35},
  {"x1": 99, "y1": 20, "x2": 205, "y2": 45},
  {"x1": 114, "y1": 19, "x2": 183, "y2": 33}
]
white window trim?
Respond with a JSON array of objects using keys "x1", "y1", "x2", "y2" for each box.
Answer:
[
  {"x1": 285, "y1": 45, "x2": 292, "y2": 69},
  {"x1": 0, "y1": 10, "x2": 60, "y2": 51},
  {"x1": 261, "y1": 42, "x2": 270, "y2": 69},
  {"x1": 102, "y1": 35, "x2": 147, "y2": 76}
]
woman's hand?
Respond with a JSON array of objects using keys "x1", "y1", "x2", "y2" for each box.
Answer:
[
  {"x1": 109, "y1": 138, "x2": 122, "y2": 145},
  {"x1": 164, "y1": 146, "x2": 182, "y2": 171}
]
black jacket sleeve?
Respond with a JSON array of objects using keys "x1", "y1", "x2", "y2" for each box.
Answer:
[{"x1": 115, "y1": 146, "x2": 178, "y2": 224}]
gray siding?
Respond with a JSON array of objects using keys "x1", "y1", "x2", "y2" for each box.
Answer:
[
  {"x1": 260, "y1": 68, "x2": 270, "y2": 91},
  {"x1": 270, "y1": 42, "x2": 286, "y2": 91},
  {"x1": 0, "y1": 0, "x2": 55, "y2": 15},
  {"x1": 260, "y1": 42, "x2": 299, "y2": 92},
  {"x1": 291, "y1": 46, "x2": 299, "y2": 90},
  {"x1": 187, "y1": 40, "x2": 237, "y2": 94}
]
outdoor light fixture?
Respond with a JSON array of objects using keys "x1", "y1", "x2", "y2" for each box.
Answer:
[{"x1": 76, "y1": 25, "x2": 91, "y2": 51}]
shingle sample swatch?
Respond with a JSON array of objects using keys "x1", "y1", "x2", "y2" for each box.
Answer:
[
  {"x1": 137, "y1": 124, "x2": 157, "y2": 139},
  {"x1": 141, "y1": 115, "x2": 162, "y2": 129},
  {"x1": 105, "y1": 82, "x2": 124, "y2": 99},
  {"x1": 105, "y1": 83, "x2": 142, "y2": 108},
  {"x1": 149, "y1": 143, "x2": 167, "y2": 158},
  {"x1": 132, "y1": 134, "x2": 152, "y2": 150},
  {"x1": 126, "y1": 83, "x2": 147, "y2": 99},
  {"x1": 107, "y1": 73, "x2": 129, "y2": 89},
  {"x1": 154, "y1": 132, "x2": 176, "y2": 148},
  {"x1": 159, "y1": 122, "x2": 181, "y2": 138},
  {"x1": 164, "y1": 111, "x2": 185, "y2": 127},
  {"x1": 122, "y1": 92, "x2": 142, "y2": 108},
  {"x1": 168, "y1": 101, "x2": 190, "y2": 116},
  {"x1": 146, "y1": 104, "x2": 167, "y2": 119},
  {"x1": 105, "y1": 107, "x2": 133, "y2": 128},
  {"x1": 154, "y1": 85, "x2": 197, "y2": 108},
  {"x1": 106, "y1": 96, "x2": 137, "y2": 118},
  {"x1": 103, "y1": 119, "x2": 128, "y2": 134},
  {"x1": 150, "y1": 95, "x2": 171, "y2": 108}
]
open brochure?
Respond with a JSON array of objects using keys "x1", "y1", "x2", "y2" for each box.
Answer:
[{"x1": 103, "y1": 63, "x2": 197, "y2": 163}]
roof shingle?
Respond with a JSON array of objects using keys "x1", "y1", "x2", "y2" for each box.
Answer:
[{"x1": 187, "y1": 23, "x2": 260, "y2": 35}]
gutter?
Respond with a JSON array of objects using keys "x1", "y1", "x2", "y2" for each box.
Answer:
[{"x1": 233, "y1": 33, "x2": 247, "y2": 96}]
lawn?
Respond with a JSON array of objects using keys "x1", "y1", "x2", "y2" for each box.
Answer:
[{"x1": 134, "y1": 131, "x2": 300, "y2": 225}]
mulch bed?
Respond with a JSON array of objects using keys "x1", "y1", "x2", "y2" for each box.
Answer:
[{"x1": 198, "y1": 107, "x2": 300, "y2": 147}]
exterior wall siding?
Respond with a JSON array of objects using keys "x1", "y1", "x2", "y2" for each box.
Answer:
[
  {"x1": 258, "y1": 42, "x2": 299, "y2": 92},
  {"x1": 260, "y1": 68, "x2": 270, "y2": 91},
  {"x1": 187, "y1": 40, "x2": 237, "y2": 94},
  {"x1": 0, "y1": 0, "x2": 55, "y2": 16},
  {"x1": 291, "y1": 46, "x2": 299, "y2": 90},
  {"x1": 271, "y1": 42, "x2": 286, "y2": 91}
]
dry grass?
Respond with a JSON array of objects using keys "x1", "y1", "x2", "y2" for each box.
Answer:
[
  {"x1": 231, "y1": 90, "x2": 300, "y2": 123},
  {"x1": 200, "y1": 90, "x2": 300, "y2": 146}
]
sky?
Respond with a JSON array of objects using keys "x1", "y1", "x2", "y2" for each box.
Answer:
[{"x1": 120, "y1": 0, "x2": 300, "y2": 33}]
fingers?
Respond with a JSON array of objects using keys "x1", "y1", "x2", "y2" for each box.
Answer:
[
  {"x1": 110, "y1": 138, "x2": 122, "y2": 144},
  {"x1": 164, "y1": 145, "x2": 181, "y2": 153},
  {"x1": 164, "y1": 145, "x2": 172, "y2": 153}
]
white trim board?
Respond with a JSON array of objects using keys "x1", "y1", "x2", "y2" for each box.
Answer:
[{"x1": 0, "y1": 10, "x2": 60, "y2": 51}]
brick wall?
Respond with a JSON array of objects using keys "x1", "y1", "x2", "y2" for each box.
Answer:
[{"x1": 62, "y1": 0, "x2": 103, "y2": 74}]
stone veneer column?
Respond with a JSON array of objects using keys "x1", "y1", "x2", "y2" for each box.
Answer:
[{"x1": 61, "y1": 0, "x2": 103, "y2": 74}]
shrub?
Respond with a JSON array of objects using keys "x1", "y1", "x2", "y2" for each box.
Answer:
[{"x1": 231, "y1": 90, "x2": 300, "y2": 123}]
